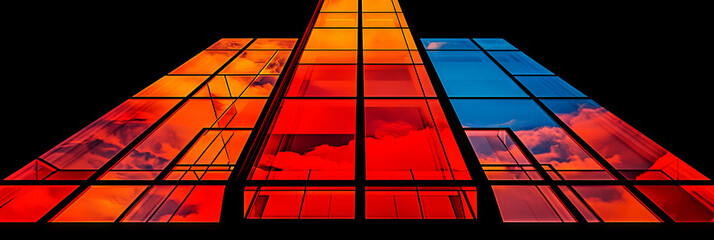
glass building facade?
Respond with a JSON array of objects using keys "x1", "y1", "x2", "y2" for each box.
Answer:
[{"x1": 1, "y1": 0, "x2": 712, "y2": 224}]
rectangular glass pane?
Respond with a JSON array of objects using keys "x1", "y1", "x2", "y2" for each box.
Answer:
[
  {"x1": 366, "y1": 187, "x2": 476, "y2": 219},
  {"x1": 299, "y1": 50, "x2": 357, "y2": 64},
  {"x1": 208, "y1": 38, "x2": 252, "y2": 50},
  {"x1": 515, "y1": 76, "x2": 586, "y2": 97},
  {"x1": 473, "y1": 38, "x2": 518, "y2": 50},
  {"x1": 0, "y1": 185, "x2": 77, "y2": 222},
  {"x1": 320, "y1": 0, "x2": 358, "y2": 12},
  {"x1": 421, "y1": 38, "x2": 479, "y2": 50},
  {"x1": 170, "y1": 50, "x2": 237, "y2": 75},
  {"x1": 135, "y1": 76, "x2": 208, "y2": 97},
  {"x1": 362, "y1": 13, "x2": 401, "y2": 27},
  {"x1": 315, "y1": 13, "x2": 358, "y2": 27},
  {"x1": 493, "y1": 185, "x2": 575, "y2": 222},
  {"x1": 570, "y1": 185, "x2": 660, "y2": 222},
  {"x1": 363, "y1": 29, "x2": 408, "y2": 50},
  {"x1": 364, "y1": 65, "x2": 426, "y2": 97},
  {"x1": 637, "y1": 185, "x2": 714, "y2": 222},
  {"x1": 489, "y1": 51, "x2": 553, "y2": 75},
  {"x1": 305, "y1": 29, "x2": 358, "y2": 50},
  {"x1": 52, "y1": 185, "x2": 147, "y2": 222},
  {"x1": 425, "y1": 51, "x2": 527, "y2": 97},
  {"x1": 246, "y1": 187, "x2": 355, "y2": 219},
  {"x1": 287, "y1": 65, "x2": 357, "y2": 97}
]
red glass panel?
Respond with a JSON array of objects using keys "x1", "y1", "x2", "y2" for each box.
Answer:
[
  {"x1": 287, "y1": 65, "x2": 357, "y2": 97},
  {"x1": 6, "y1": 99, "x2": 178, "y2": 180},
  {"x1": 245, "y1": 187, "x2": 354, "y2": 219},
  {"x1": 52, "y1": 185, "x2": 147, "y2": 222},
  {"x1": 0, "y1": 185, "x2": 77, "y2": 222},
  {"x1": 207, "y1": 38, "x2": 252, "y2": 50},
  {"x1": 365, "y1": 187, "x2": 476, "y2": 219},
  {"x1": 492, "y1": 185, "x2": 575, "y2": 222},
  {"x1": 214, "y1": 99, "x2": 267, "y2": 128},
  {"x1": 570, "y1": 185, "x2": 660, "y2": 222},
  {"x1": 366, "y1": 99, "x2": 469, "y2": 180},
  {"x1": 637, "y1": 185, "x2": 714, "y2": 222},
  {"x1": 170, "y1": 50, "x2": 237, "y2": 74},
  {"x1": 170, "y1": 185, "x2": 224, "y2": 222},
  {"x1": 364, "y1": 65, "x2": 425, "y2": 97},
  {"x1": 135, "y1": 76, "x2": 207, "y2": 97},
  {"x1": 121, "y1": 185, "x2": 174, "y2": 222},
  {"x1": 251, "y1": 100, "x2": 356, "y2": 180}
]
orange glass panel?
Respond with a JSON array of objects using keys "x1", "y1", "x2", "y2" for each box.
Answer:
[
  {"x1": 260, "y1": 50, "x2": 292, "y2": 74},
  {"x1": 365, "y1": 99, "x2": 470, "y2": 180},
  {"x1": 414, "y1": 65, "x2": 435, "y2": 96},
  {"x1": 121, "y1": 185, "x2": 174, "y2": 222},
  {"x1": 363, "y1": 29, "x2": 407, "y2": 50},
  {"x1": 492, "y1": 185, "x2": 575, "y2": 222},
  {"x1": 364, "y1": 65, "x2": 425, "y2": 96},
  {"x1": 241, "y1": 76, "x2": 279, "y2": 97},
  {"x1": 362, "y1": 0, "x2": 396, "y2": 12},
  {"x1": 247, "y1": 38, "x2": 297, "y2": 50},
  {"x1": 214, "y1": 99, "x2": 267, "y2": 128},
  {"x1": 176, "y1": 130, "x2": 251, "y2": 167},
  {"x1": 401, "y1": 29, "x2": 418, "y2": 50},
  {"x1": 52, "y1": 185, "x2": 147, "y2": 222},
  {"x1": 135, "y1": 76, "x2": 207, "y2": 97},
  {"x1": 362, "y1": 13, "x2": 400, "y2": 27},
  {"x1": 0, "y1": 185, "x2": 77, "y2": 222},
  {"x1": 170, "y1": 50, "x2": 236, "y2": 74},
  {"x1": 246, "y1": 187, "x2": 354, "y2": 219},
  {"x1": 320, "y1": 0, "x2": 358, "y2": 12},
  {"x1": 363, "y1": 50, "x2": 413, "y2": 64},
  {"x1": 148, "y1": 185, "x2": 193, "y2": 222},
  {"x1": 107, "y1": 99, "x2": 234, "y2": 178},
  {"x1": 299, "y1": 50, "x2": 357, "y2": 64},
  {"x1": 314, "y1": 13, "x2": 358, "y2": 27},
  {"x1": 391, "y1": 0, "x2": 403, "y2": 12},
  {"x1": 207, "y1": 38, "x2": 252, "y2": 50},
  {"x1": 637, "y1": 185, "x2": 714, "y2": 222},
  {"x1": 5, "y1": 99, "x2": 178, "y2": 180},
  {"x1": 170, "y1": 185, "x2": 224, "y2": 222},
  {"x1": 305, "y1": 29, "x2": 358, "y2": 50},
  {"x1": 194, "y1": 75, "x2": 251, "y2": 97},
  {"x1": 571, "y1": 185, "x2": 660, "y2": 222},
  {"x1": 559, "y1": 186, "x2": 600, "y2": 222},
  {"x1": 287, "y1": 65, "x2": 357, "y2": 97},
  {"x1": 220, "y1": 50, "x2": 276, "y2": 74},
  {"x1": 251, "y1": 100, "x2": 356, "y2": 180},
  {"x1": 397, "y1": 12, "x2": 408, "y2": 27}
]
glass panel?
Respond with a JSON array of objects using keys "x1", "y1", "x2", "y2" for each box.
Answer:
[
  {"x1": 107, "y1": 99, "x2": 235, "y2": 179},
  {"x1": 251, "y1": 100, "x2": 356, "y2": 180},
  {"x1": 515, "y1": 76, "x2": 586, "y2": 97},
  {"x1": 473, "y1": 38, "x2": 518, "y2": 50},
  {"x1": 492, "y1": 185, "x2": 575, "y2": 222},
  {"x1": 364, "y1": 65, "x2": 425, "y2": 97},
  {"x1": 362, "y1": 13, "x2": 401, "y2": 27},
  {"x1": 365, "y1": 99, "x2": 470, "y2": 180},
  {"x1": 287, "y1": 65, "x2": 357, "y2": 97},
  {"x1": 362, "y1": 0, "x2": 396, "y2": 12},
  {"x1": 121, "y1": 185, "x2": 174, "y2": 222},
  {"x1": 365, "y1": 187, "x2": 476, "y2": 219},
  {"x1": 571, "y1": 185, "x2": 660, "y2": 222},
  {"x1": 219, "y1": 51, "x2": 277, "y2": 74},
  {"x1": 425, "y1": 51, "x2": 527, "y2": 97},
  {"x1": 170, "y1": 50, "x2": 237, "y2": 75},
  {"x1": 315, "y1": 13, "x2": 358, "y2": 27},
  {"x1": 135, "y1": 76, "x2": 207, "y2": 97},
  {"x1": 421, "y1": 38, "x2": 479, "y2": 50},
  {"x1": 299, "y1": 50, "x2": 357, "y2": 64},
  {"x1": 169, "y1": 185, "x2": 224, "y2": 222},
  {"x1": 260, "y1": 51, "x2": 292, "y2": 74},
  {"x1": 637, "y1": 185, "x2": 714, "y2": 222},
  {"x1": 363, "y1": 51, "x2": 414, "y2": 64},
  {"x1": 0, "y1": 185, "x2": 77, "y2": 222},
  {"x1": 543, "y1": 99, "x2": 708, "y2": 180},
  {"x1": 363, "y1": 29, "x2": 408, "y2": 50},
  {"x1": 247, "y1": 38, "x2": 297, "y2": 50},
  {"x1": 241, "y1": 76, "x2": 279, "y2": 97},
  {"x1": 305, "y1": 29, "x2": 358, "y2": 50},
  {"x1": 320, "y1": 0, "x2": 358, "y2": 12},
  {"x1": 194, "y1": 75, "x2": 251, "y2": 97},
  {"x1": 465, "y1": 130, "x2": 531, "y2": 165},
  {"x1": 246, "y1": 187, "x2": 355, "y2": 219},
  {"x1": 451, "y1": 99, "x2": 611, "y2": 179},
  {"x1": 6, "y1": 99, "x2": 178, "y2": 181},
  {"x1": 489, "y1": 51, "x2": 553, "y2": 75},
  {"x1": 52, "y1": 185, "x2": 147, "y2": 222},
  {"x1": 207, "y1": 38, "x2": 252, "y2": 50},
  {"x1": 213, "y1": 99, "x2": 267, "y2": 128}
]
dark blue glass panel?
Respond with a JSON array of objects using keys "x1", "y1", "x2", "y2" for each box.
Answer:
[
  {"x1": 421, "y1": 38, "x2": 479, "y2": 50},
  {"x1": 516, "y1": 76, "x2": 586, "y2": 97},
  {"x1": 426, "y1": 51, "x2": 527, "y2": 97},
  {"x1": 473, "y1": 38, "x2": 518, "y2": 50},
  {"x1": 489, "y1": 51, "x2": 553, "y2": 75}
]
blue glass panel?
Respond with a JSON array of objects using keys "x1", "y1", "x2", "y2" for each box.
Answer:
[
  {"x1": 516, "y1": 76, "x2": 586, "y2": 97},
  {"x1": 426, "y1": 51, "x2": 527, "y2": 97},
  {"x1": 489, "y1": 51, "x2": 553, "y2": 75},
  {"x1": 450, "y1": 99, "x2": 606, "y2": 172},
  {"x1": 473, "y1": 38, "x2": 518, "y2": 50},
  {"x1": 421, "y1": 38, "x2": 480, "y2": 50}
]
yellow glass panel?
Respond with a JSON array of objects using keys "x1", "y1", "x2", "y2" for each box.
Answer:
[
  {"x1": 363, "y1": 29, "x2": 407, "y2": 50},
  {"x1": 300, "y1": 50, "x2": 358, "y2": 64},
  {"x1": 362, "y1": 13, "x2": 400, "y2": 27},
  {"x1": 362, "y1": 0, "x2": 395, "y2": 12},
  {"x1": 315, "y1": 13, "x2": 358, "y2": 27},
  {"x1": 321, "y1": 0, "x2": 358, "y2": 12},
  {"x1": 306, "y1": 29, "x2": 358, "y2": 50}
]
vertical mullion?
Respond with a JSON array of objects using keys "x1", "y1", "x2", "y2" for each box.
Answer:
[{"x1": 355, "y1": 0, "x2": 366, "y2": 220}]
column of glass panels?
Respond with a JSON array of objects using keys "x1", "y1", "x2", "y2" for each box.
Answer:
[{"x1": 0, "y1": 38, "x2": 297, "y2": 222}]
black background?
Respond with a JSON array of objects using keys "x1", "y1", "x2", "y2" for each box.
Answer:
[{"x1": 1, "y1": 0, "x2": 712, "y2": 219}]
